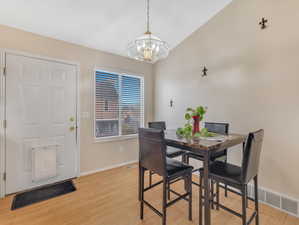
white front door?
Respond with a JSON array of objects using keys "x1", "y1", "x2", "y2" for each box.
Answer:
[{"x1": 5, "y1": 53, "x2": 79, "y2": 194}]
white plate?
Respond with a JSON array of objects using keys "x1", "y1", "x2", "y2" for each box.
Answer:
[{"x1": 200, "y1": 135, "x2": 226, "y2": 141}]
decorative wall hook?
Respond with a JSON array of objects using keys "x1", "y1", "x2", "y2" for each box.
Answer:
[
  {"x1": 169, "y1": 99, "x2": 174, "y2": 107},
  {"x1": 202, "y1": 66, "x2": 208, "y2": 77},
  {"x1": 259, "y1": 17, "x2": 268, "y2": 29}
]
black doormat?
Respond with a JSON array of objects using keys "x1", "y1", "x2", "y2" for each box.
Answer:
[{"x1": 11, "y1": 180, "x2": 76, "y2": 210}]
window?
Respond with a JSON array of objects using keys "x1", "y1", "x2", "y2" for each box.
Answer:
[
  {"x1": 104, "y1": 100, "x2": 109, "y2": 111},
  {"x1": 94, "y1": 70, "x2": 144, "y2": 139}
]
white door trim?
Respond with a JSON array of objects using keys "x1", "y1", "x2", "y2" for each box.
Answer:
[
  {"x1": 0, "y1": 49, "x2": 81, "y2": 198},
  {"x1": 0, "y1": 51, "x2": 6, "y2": 198}
]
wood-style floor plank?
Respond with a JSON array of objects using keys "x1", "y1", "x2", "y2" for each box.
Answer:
[{"x1": 0, "y1": 164, "x2": 297, "y2": 225}]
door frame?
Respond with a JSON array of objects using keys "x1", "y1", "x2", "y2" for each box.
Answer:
[{"x1": 0, "y1": 49, "x2": 81, "y2": 198}]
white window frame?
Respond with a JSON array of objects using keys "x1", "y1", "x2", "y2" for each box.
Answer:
[{"x1": 93, "y1": 68, "x2": 144, "y2": 142}]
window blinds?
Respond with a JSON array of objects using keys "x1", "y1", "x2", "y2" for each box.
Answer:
[
  {"x1": 95, "y1": 71, "x2": 144, "y2": 138},
  {"x1": 121, "y1": 75, "x2": 143, "y2": 135}
]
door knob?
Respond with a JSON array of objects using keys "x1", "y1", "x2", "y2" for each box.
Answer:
[
  {"x1": 69, "y1": 126, "x2": 75, "y2": 131},
  {"x1": 69, "y1": 117, "x2": 75, "y2": 122}
]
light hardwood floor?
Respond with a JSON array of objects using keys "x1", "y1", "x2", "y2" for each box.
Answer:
[{"x1": 0, "y1": 164, "x2": 298, "y2": 225}]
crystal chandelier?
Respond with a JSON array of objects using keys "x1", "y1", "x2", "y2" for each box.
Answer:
[{"x1": 127, "y1": 0, "x2": 169, "y2": 63}]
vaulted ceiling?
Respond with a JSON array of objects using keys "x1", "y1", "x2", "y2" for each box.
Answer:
[{"x1": 0, "y1": 0, "x2": 232, "y2": 58}]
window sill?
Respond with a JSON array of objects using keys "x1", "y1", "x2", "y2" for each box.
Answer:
[{"x1": 94, "y1": 134, "x2": 138, "y2": 143}]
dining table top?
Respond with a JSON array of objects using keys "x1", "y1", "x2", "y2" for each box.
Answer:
[{"x1": 164, "y1": 129, "x2": 246, "y2": 153}]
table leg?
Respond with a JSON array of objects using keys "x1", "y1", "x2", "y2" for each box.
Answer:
[{"x1": 203, "y1": 153, "x2": 211, "y2": 225}]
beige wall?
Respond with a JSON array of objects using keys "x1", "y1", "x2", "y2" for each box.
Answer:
[
  {"x1": 0, "y1": 25, "x2": 154, "y2": 174},
  {"x1": 154, "y1": 0, "x2": 299, "y2": 199}
]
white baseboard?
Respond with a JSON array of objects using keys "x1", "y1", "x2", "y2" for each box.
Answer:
[
  {"x1": 193, "y1": 173, "x2": 299, "y2": 217},
  {"x1": 247, "y1": 184, "x2": 299, "y2": 218},
  {"x1": 80, "y1": 160, "x2": 138, "y2": 177}
]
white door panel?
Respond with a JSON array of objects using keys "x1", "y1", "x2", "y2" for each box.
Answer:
[{"x1": 5, "y1": 53, "x2": 78, "y2": 194}]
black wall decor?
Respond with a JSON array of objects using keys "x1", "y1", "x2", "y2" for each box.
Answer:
[
  {"x1": 259, "y1": 17, "x2": 268, "y2": 29},
  {"x1": 169, "y1": 99, "x2": 174, "y2": 107},
  {"x1": 202, "y1": 66, "x2": 208, "y2": 77}
]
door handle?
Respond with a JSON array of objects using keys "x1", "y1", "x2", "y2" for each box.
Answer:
[{"x1": 69, "y1": 126, "x2": 75, "y2": 131}]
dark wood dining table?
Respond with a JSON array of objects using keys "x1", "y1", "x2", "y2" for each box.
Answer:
[{"x1": 164, "y1": 130, "x2": 246, "y2": 225}]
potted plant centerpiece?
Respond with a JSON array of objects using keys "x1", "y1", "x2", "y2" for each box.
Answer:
[{"x1": 176, "y1": 106, "x2": 216, "y2": 140}]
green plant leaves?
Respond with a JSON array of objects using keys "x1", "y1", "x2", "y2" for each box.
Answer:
[
  {"x1": 185, "y1": 113, "x2": 191, "y2": 121},
  {"x1": 185, "y1": 106, "x2": 206, "y2": 120},
  {"x1": 200, "y1": 128, "x2": 209, "y2": 136},
  {"x1": 196, "y1": 106, "x2": 206, "y2": 119},
  {"x1": 177, "y1": 105, "x2": 208, "y2": 139},
  {"x1": 193, "y1": 132, "x2": 201, "y2": 138},
  {"x1": 176, "y1": 128, "x2": 184, "y2": 136}
]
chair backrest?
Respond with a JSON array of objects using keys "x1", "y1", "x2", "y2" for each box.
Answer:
[
  {"x1": 148, "y1": 121, "x2": 166, "y2": 130},
  {"x1": 138, "y1": 128, "x2": 167, "y2": 177},
  {"x1": 205, "y1": 122, "x2": 229, "y2": 158},
  {"x1": 205, "y1": 122, "x2": 229, "y2": 135},
  {"x1": 242, "y1": 129, "x2": 264, "y2": 183}
]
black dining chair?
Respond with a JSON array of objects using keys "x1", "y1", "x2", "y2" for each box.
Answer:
[
  {"x1": 200, "y1": 129, "x2": 264, "y2": 225},
  {"x1": 185, "y1": 122, "x2": 230, "y2": 198},
  {"x1": 138, "y1": 128, "x2": 193, "y2": 225},
  {"x1": 148, "y1": 121, "x2": 186, "y2": 186},
  {"x1": 148, "y1": 121, "x2": 186, "y2": 158}
]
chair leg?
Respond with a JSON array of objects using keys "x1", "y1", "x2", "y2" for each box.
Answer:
[
  {"x1": 224, "y1": 156, "x2": 228, "y2": 197},
  {"x1": 186, "y1": 155, "x2": 190, "y2": 164},
  {"x1": 182, "y1": 154, "x2": 186, "y2": 163},
  {"x1": 138, "y1": 166, "x2": 141, "y2": 201},
  {"x1": 211, "y1": 180, "x2": 214, "y2": 209},
  {"x1": 167, "y1": 181, "x2": 171, "y2": 200},
  {"x1": 216, "y1": 182, "x2": 220, "y2": 210},
  {"x1": 140, "y1": 167, "x2": 145, "y2": 220},
  {"x1": 162, "y1": 178, "x2": 167, "y2": 225},
  {"x1": 245, "y1": 184, "x2": 248, "y2": 208},
  {"x1": 242, "y1": 185, "x2": 247, "y2": 225},
  {"x1": 225, "y1": 184, "x2": 228, "y2": 197},
  {"x1": 149, "y1": 170, "x2": 153, "y2": 187},
  {"x1": 188, "y1": 174, "x2": 192, "y2": 221},
  {"x1": 199, "y1": 175, "x2": 203, "y2": 225},
  {"x1": 254, "y1": 176, "x2": 260, "y2": 225}
]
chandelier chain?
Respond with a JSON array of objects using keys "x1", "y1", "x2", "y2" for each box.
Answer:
[{"x1": 146, "y1": 0, "x2": 150, "y2": 33}]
